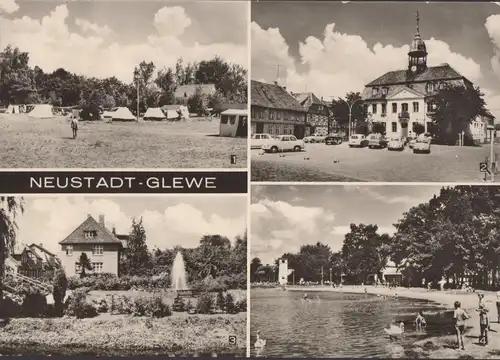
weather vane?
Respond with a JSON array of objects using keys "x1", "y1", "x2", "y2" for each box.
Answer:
[{"x1": 416, "y1": 10, "x2": 420, "y2": 34}]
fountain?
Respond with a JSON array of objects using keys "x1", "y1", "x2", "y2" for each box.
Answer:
[{"x1": 171, "y1": 251, "x2": 196, "y2": 297}]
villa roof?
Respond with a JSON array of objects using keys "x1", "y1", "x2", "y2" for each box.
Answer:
[
  {"x1": 293, "y1": 92, "x2": 328, "y2": 108},
  {"x1": 366, "y1": 64, "x2": 465, "y2": 87},
  {"x1": 59, "y1": 215, "x2": 123, "y2": 245},
  {"x1": 251, "y1": 80, "x2": 305, "y2": 112}
]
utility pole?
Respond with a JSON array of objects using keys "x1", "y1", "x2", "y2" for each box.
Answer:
[
  {"x1": 329, "y1": 268, "x2": 332, "y2": 285},
  {"x1": 488, "y1": 125, "x2": 496, "y2": 182},
  {"x1": 321, "y1": 266, "x2": 324, "y2": 286},
  {"x1": 134, "y1": 73, "x2": 141, "y2": 122},
  {"x1": 276, "y1": 64, "x2": 282, "y2": 83}
]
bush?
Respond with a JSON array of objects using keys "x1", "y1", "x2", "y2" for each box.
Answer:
[
  {"x1": 196, "y1": 292, "x2": 215, "y2": 314},
  {"x1": 236, "y1": 298, "x2": 247, "y2": 313},
  {"x1": 65, "y1": 288, "x2": 98, "y2": 319},
  {"x1": 0, "y1": 297, "x2": 22, "y2": 318},
  {"x1": 216, "y1": 292, "x2": 225, "y2": 311},
  {"x1": 132, "y1": 297, "x2": 149, "y2": 317},
  {"x1": 225, "y1": 293, "x2": 237, "y2": 314},
  {"x1": 172, "y1": 294, "x2": 186, "y2": 312},
  {"x1": 22, "y1": 292, "x2": 47, "y2": 318},
  {"x1": 147, "y1": 295, "x2": 171, "y2": 318},
  {"x1": 110, "y1": 295, "x2": 133, "y2": 315},
  {"x1": 95, "y1": 299, "x2": 109, "y2": 313},
  {"x1": 52, "y1": 269, "x2": 68, "y2": 316}
]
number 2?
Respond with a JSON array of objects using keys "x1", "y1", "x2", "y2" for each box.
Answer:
[{"x1": 480, "y1": 163, "x2": 488, "y2": 172}]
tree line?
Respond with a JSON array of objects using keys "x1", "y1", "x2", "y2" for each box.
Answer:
[
  {"x1": 251, "y1": 186, "x2": 500, "y2": 290},
  {"x1": 328, "y1": 84, "x2": 489, "y2": 145},
  {"x1": 0, "y1": 45, "x2": 247, "y2": 115}
]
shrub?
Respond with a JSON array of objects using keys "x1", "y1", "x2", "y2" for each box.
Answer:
[
  {"x1": 236, "y1": 298, "x2": 247, "y2": 313},
  {"x1": 172, "y1": 294, "x2": 186, "y2": 312},
  {"x1": 65, "y1": 288, "x2": 98, "y2": 319},
  {"x1": 147, "y1": 295, "x2": 171, "y2": 318},
  {"x1": 96, "y1": 299, "x2": 109, "y2": 313},
  {"x1": 185, "y1": 299, "x2": 194, "y2": 312},
  {"x1": 52, "y1": 269, "x2": 68, "y2": 316},
  {"x1": 132, "y1": 297, "x2": 149, "y2": 317},
  {"x1": 216, "y1": 292, "x2": 225, "y2": 311},
  {"x1": 111, "y1": 295, "x2": 133, "y2": 315},
  {"x1": 0, "y1": 298, "x2": 22, "y2": 318},
  {"x1": 22, "y1": 292, "x2": 47, "y2": 318},
  {"x1": 225, "y1": 293, "x2": 237, "y2": 314},
  {"x1": 196, "y1": 292, "x2": 215, "y2": 314}
]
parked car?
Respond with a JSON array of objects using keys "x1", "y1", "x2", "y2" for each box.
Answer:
[
  {"x1": 413, "y1": 138, "x2": 431, "y2": 154},
  {"x1": 387, "y1": 137, "x2": 405, "y2": 151},
  {"x1": 251, "y1": 133, "x2": 274, "y2": 149},
  {"x1": 262, "y1": 135, "x2": 305, "y2": 153},
  {"x1": 304, "y1": 135, "x2": 326, "y2": 143},
  {"x1": 348, "y1": 134, "x2": 369, "y2": 148},
  {"x1": 367, "y1": 134, "x2": 388, "y2": 149},
  {"x1": 325, "y1": 133, "x2": 343, "y2": 145}
]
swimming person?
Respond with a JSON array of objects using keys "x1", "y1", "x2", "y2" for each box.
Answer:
[
  {"x1": 453, "y1": 301, "x2": 469, "y2": 350},
  {"x1": 71, "y1": 116, "x2": 79, "y2": 139},
  {"x1": 415, "y1": 310, "x2": 426, "y2": 332}
]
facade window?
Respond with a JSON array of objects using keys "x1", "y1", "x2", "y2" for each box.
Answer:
[
  {"x1": 283, "y1": 111, "x2": 288, "y2": 120},
  {"x1": 75, "y1": 262, "x2": 81, "y2": 273},
  {"x1": 220, "y1": 115, "x2": 228, "y2": 124},
  {"x1": 392, "y1": 103, "x2": 397, "y2": 113},
  {"x1": 382, "y1": 87, "x2": 389, "y2": 95},
  {"x1": 269, "y1": 111, "x2": 274, "y2": 120},
  {"x1": 439, "y1": 82, "x2": 445, "y2": 90},
  {"x1": 391, "y1": 122, "x2": 397, "y2": 132},
  {"x1": 318, "y1": 105, "x2": 323, "y2": 112},
  {"x1": 259, "y1": 110, "x2": 264, "y2": 119},
  {"x1": 381, "y1": 104, "x2": 387, "y2": 115},
  {"x1": 66, "y1": 245, "x2": 73, "y2": 256},
  {"x1": 276, "y1": 111, "x2": 281, "y2": 120},
  {"x1": 229, "y1": 116, "x2": 236, "y2": 125},
  {"x1": 92, "y1": 262, "x2": 103, "y2": 273},
  {"x1": 412, "y1": 102, "x2": 419, "y2": 113},
  {"x1": 291, "y1": 112, "x2": 296, "y2": 121},
  {"x1": 427, "y1": 102, "x2": 434, "y2": 113},
  {"x1": 84, "y1": 231, "x2": 96, "y2": 239},
  {"x1": 93, "y1": 245, "x2": 103, "y2": 255},
  {"x1": 251, "y1": 107, "x2": 255, "y2": 118},
  {"x1": 426, "y1": 82, "x2": 435, "y2": 93},
  {"x1": 372, "y1": 88, "x2": 378, "y2": 96},
  {"x1": 372, "y1": 104, "x2": 377, "y2": 114},
  {"x1": 401, "y1": 103, "x2": 408, "y2": 112}
]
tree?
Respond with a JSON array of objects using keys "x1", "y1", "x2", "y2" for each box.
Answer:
[
  {"x1": 187, "y1": 86, "x2": 209, "y2": 116},
  {"x1": 121, "y1": 217, "x2": 151, "y2": 276},
  {"x1": 427, "y1": 84, "x2": 487, "y2": 145},
  {"x1": 52, "y1": 268, "x2": 67, "y2": 316},
  {"x1": 372, "y1": 122, "x2": 386, "y2": 135},
  {"x1": 155, "y1": 67, "x2": 177, "y2": 106},
  {"x1": 0, "y1": 197, "x2": 23, "y2": 300},
  {"x1": 329, "y1": 92, "x2": 366, "y2": 135},
  {"x1": 341, "y1": 224, "x2": 390, "y2": 284},
  {"x1": 250, "y1": 257, "x2": 262, "y2": 282},
  {"x1": 78, "y1": 253, "x2": 92, "y2": 278},
  {"x1": 413, "y1": 122, "x2": 425, "y2": 136},
  {"x1": 0, "y1": 46, "x2": 36, "y2": 105}
]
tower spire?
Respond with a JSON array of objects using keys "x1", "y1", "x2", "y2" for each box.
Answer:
[{"x1": 416, "y1": 10, "x2": 420, "y2": 35}]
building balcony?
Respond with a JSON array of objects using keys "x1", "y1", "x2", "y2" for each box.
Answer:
[{"x1": 398, "y1": 111, "x2": 410, "y2": 120}]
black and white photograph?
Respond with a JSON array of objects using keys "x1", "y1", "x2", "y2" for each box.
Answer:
[
  {"x1": 250, "y1": 184, "x2": 500, "y2": 358},
  {"x1": 0, "y1": 195, "x2": 247, "y2": 356},
  {"x1": 251, "y1": 2, "x2": 500, "y2": 182},
  {"x1": 0, "y1": 0, "x2": 248, "y2": 168}
]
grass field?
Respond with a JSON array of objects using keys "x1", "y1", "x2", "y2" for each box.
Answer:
[
  {"x1": 0, "y1": 114, "x2": 247, "y2": 168},
  {"x1": 0, "y1": 289, "x2": 247, "y2": 356}
]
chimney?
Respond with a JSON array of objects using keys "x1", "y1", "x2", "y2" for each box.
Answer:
[
  {"x1": 112, "y1": 226, "x2": 116, "y2": 235},
  {"x1": 87, "y1": 213, "x2": 92, "y2": 218},
  {"x1": 99, "y1": 214, "x2": 105, "y2": 226},
  {"x1": 274, "y1": 81, "x2": 278, "y2": 86},
  {"x1": 39, "y1": 243, "x2": 43, "y2": 248}
]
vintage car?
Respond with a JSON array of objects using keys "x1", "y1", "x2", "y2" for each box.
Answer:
[
  {"x1": 387, "y1": 137, "x2": 405, "y2": 151},
  {"x1": 303, "y1": 135, "x2": 326, "y2": 143},
  {"x1": 348, "y1": 134, "x2": 369, "y2": 148},
  {"x1": 325, "y1": 133, "x2": 343, "y2": 145},
  {"x1": 367, "y1": 134, "x2": 388, "y2": 149},
  {"x1": 251, "y1": 133, "x2": 274, "y2": 149},
  {"x1": 261, "y1": 135, "x2": 306, "y2": 153},
  {"x1": 413, "y1": 137, "x2": 431, "y2": 154}
]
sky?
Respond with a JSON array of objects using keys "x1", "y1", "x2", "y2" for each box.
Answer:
[
  {"x1": 251, "y1": 185, "x2": 443, "y2": 265},
  {"x1": 0, "y1": 0, "x2": 248, "y2": 82},
  {"x1": 252, "y1": 2, "x2": 500, "y2": 119},
  {"x1": 11, "y1": 195, "x2": 247, "y2": 255}
]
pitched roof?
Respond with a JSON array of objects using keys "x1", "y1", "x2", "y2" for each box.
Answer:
[
  {"x1": 251, "y1": 80, "x2": 305, "y2": 112},
  {"x1": 29, "y1": 243, "x2": 56, "y2": 258},
  {"x1": 366, "y1": 64, "x2": 464, "y2": 87},
  {"x1": 293, "y1": 92, "x2": 327, "y2": 108},
  {"x1": 174, "y1": 84, "x2": 216, "y2": 99},
  {"x1": 59, "y1": 215, "x2": 123, "y2": 245}
]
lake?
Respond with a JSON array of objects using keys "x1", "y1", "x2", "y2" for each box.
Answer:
[{"x1": 251, "y1": 288, "x2": 451, "y2": 358}]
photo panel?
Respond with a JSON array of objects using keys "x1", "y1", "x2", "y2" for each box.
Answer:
[
  {"x1": 250, "y1": 184, "x2": 500, "y2": 357},
  {"x1": 0, "y1": 0, "x2": 248, "y2": 169},
  {"x1": 251, "y1": 2, "x2": 500, "y2": 182},
  {"x1": 0, "y1": 194, "x2": 247, "y2": 356}
]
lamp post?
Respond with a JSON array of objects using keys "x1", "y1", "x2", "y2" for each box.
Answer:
[
  {"x1": 329, "y1": 268, "x2": 332, "y2": 286},
  {"x1": 487, "y1": 124, "x2": 495, "y2": 182},
  {"x1": 134, "y1": 73, "x2": 141, "y2": 122},
  {"x1": 339, "y1": 98, "x2": 363, "y2": 137}
]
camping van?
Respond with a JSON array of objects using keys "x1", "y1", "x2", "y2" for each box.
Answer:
[{"x1": 219, "y1": 109, "x2": 247, "y2": 137}]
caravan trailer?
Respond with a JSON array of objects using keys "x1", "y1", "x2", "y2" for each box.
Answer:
[{"x1": 219, "y1": 109, "x2": 247, "y2": 137}]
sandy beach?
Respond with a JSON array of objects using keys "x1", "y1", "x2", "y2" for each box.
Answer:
[{"x1": 287, "y1": 285, "x2": 500, "y2": 359}]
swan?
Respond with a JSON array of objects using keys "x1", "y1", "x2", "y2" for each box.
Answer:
[
  {"x1": 384, "y1": 322, "x2": 404, "y2": 341},
  {"x1": 254, "y1": 330, "x2": 267, "y2": 348}
]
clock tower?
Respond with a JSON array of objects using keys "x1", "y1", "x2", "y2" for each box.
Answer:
[{"x1": 408, "y1": 11, "x2": 427, "y2": 74}]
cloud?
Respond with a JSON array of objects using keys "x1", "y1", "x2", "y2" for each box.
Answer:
[
  {"x1": 0, "y1": 0, "x2": 19, "y2": 14},
  {"x1": 252, "y1": 21, "x2": 484, "y2": 103},
  {"x1": 0, "y1": 4, "x2": 247, "y2": 82},
  {"x1": 251, "y1": 198, "x2": 337, "y2": 263},
  {"x1": 343, "y1": 186, "x2": 425, "y2": 205},
  {"x1": 16, "y1": 197, "x2": 246, "y2": 256}
]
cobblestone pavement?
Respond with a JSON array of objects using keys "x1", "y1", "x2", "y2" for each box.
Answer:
[{"x1": 251, "y1": 143, "x2": 500, "y2": 182}]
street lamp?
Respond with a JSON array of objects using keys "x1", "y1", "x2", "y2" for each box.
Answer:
[
  {"x1": 329, "y1": 268, "x2": 332, "y2": 286},
  {"x1": 339, "y1": 98, "x2": 363, "y2": 137},
  {"x1": 487, "y1": 124, "x2": 496, "y2": 182}
]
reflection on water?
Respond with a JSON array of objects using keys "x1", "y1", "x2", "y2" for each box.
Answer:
[{"x1": 251, "y1": 289, "x2": 449, "y2": 358}]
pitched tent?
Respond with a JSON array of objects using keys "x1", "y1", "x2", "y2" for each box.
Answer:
[
  {"x1": 111, "y1": 107, "x2": 135, "y2": 121},
  {"x1": 28, "y1": 104, "x2": 54, "y2": 119},
  {"x1": 102, "y1": 110, "x2": 116, "y2": 120},
  {"x1": 219, "y1": 109, "x2": 248, "y2": 137},
  {"x1": 162, "y1": 105, "x2": 189, "y2": 120},
  {"x1": 5, "y1": 105, "x2": 20, "y2": 114},
  {"x1": 143, "y1": 107, "x2": 166, "y2": 121}
]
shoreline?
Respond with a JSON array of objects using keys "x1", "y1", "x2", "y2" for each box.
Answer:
[{"x1": 282, "y1": 285, "x2": 500, "y2": 358}]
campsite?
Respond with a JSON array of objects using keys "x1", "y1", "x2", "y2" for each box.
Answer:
[{"x1": 0, "y1": 107, "x2": 246, "y2": 168}]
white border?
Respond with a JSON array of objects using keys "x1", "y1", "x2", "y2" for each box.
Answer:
[{"x1": 246, "y1": 0, "x2": 252, "y2": 355}]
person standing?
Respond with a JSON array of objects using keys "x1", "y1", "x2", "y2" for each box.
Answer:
[
  {"x1": 479, "y1": 307, "x2": 489, "y2": 346},
  {"x1": 453, "y1": 301, "x2": 469, "y2": 350},
  {"x1": 496, "y1": 292, "x2": 500, "y2": 323},
  {"x1": 71, "y1": 116, "x2": 79, "y2": 139}
]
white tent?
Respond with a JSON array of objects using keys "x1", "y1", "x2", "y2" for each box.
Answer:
[
  {"x1": 162, "y1": 105, "x2": 189, "y2": 120},
  {"x1": 5, "y1": 105, "x2": 20, "y2": 114},
  {"x1": 219, "y1": 109, "x2": 248, "y2": 137},
  {"x1": 143, "y1": 107, "x2": 166, "y2": 120},
  {"x1": 28, "y1": 104, "x2": 54, "y2": 119},
  {"x1": 102, "y1": 110, "x2": 115, "y2": 119},
  {"x1": 111, "y1": 107, "x2": 135, "y2": 121}
]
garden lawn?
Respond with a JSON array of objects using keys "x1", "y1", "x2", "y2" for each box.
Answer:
[{"x1": 0, "y1": 114, "x2": 247, "y2": 168}]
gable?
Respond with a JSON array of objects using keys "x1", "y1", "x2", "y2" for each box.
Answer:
[
  {"x1": 387, "y1": 88, "x2": 424, "y2": 100},
  {"x1": 59, "y1": 216, "x2": 122, "y2": 245}
]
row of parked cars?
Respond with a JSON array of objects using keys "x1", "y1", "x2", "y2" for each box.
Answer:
[{"x1": 250, "y1": 132, "x2": 431, "y2": 154}]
